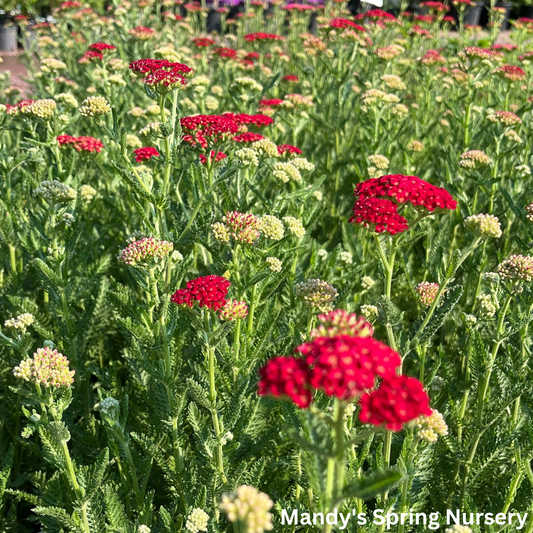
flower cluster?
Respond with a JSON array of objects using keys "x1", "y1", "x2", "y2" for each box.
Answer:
[
  {"x1": 295, "y1": 279, "x2": 338, "y2": 313},
  {"x1": 219, "y1": 300, "x2": 249, "y2": 321},
  {"x1": 172, "y1": 275, "x2": 231, "y2": 311},
  {"x1": 13, "y1": 347, "x2": 75, "y2": 388},
  {"x1": 459, "y1": 150, "x2": 493, "y2": 169},
  {"x1": 416, "y1": 282, "x2": 440, "y2": 307},
  {"x1": 79, "y1": 95, "x2": 111, "y2": 117},
  {"x1": 487, "y1": 111, "x2": 522, "y2": 126},
  {"x1": 35, "y1": 180, "x2": 77, "y2": 203},
  {"x1": 259, "y1": 215, "x2": 285, "y2": 240},
  {"x1": 219, "y1": 485, "x2": 273, "y2": 533},
  {"x1": 464, "y1": 214, "x2": 502, "y2": 238},
  {"x1": 117, "y1": 237, "x2": 173, "y2": 266},
  {"x1": 133, "y1": 147, "x2": 160, "y2": 162},
  {"x1": 4, "y1": 313, "x2": 35, "y2": 332},
  {"x1": 410, "y1": 409, "x2": 448, "y2": 443},
  {"x1": 21, "y1": 99, "x2": 56, "y2": 120},
  {"x1": 494, "y1": 65, "x2": 526, "y2": 82},
  {"x1": 213, "y1": 211, "x2": 262, "y2": 245},
  {"x1": 185, "y1": 508, "x2": 209, "y2": 533},
  {"x1": 57, "y1": 134, "x2": 104, "y2": 153},
  {"x1": 497, "y1": 255, "x2": 533, "y2": 283},
  {"x1": 359, "y1": 375, "x2": 432, "y2": 431},
  {"x1": 310, "y1": 310, "x2": 374, "y2": 339}
]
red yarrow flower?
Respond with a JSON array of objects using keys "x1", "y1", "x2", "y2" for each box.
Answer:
[
  {"x1": 57, "y1": 135, "x2": 104, "y2": 153},
  {"x1": 328, "y1": 17, "x2": 365, "y2": 31},
  {"x1": 282, "y1": 74, "x2": 299, "y2": 83},
  {"x1": 359, "y1": 375, "x2": 432, "y2": 431},
  {"x1": 171, "y1": 275, "x2": 230, "y2": 311},
  {"x1": 259, "y1": 98, "x2": 284, "y2": 107},
  {"x1": 244, "y1": 32, "x2": 284, "y2": 42},
  {"x1": 192, "y1": 37, "x2": 216, "y2": 47},
  {"x1": 79, "y1": 50, "x2": 103, "y2": 63},
  {"x1": 277, "y1": 144, "x2": 302, "y2": 156},
  {"x1": 495, "y1": 64, "x2": 526, "y2": 82},
  {"x1": 133, "y1": 147, "x2": 159, "y2": 162},
  {"x1": 349, "y1": 197, "x2": 409, "y2": 235},
  {"x1": 296, "y1": 336, "x2": 401, "y2": 401},
  {"x1": 213, "y1": 47, "x2": 238, "y2": 58},
  {"x1": 258, "y1": 356, "x2": 312, "y2": 408},
  {"x1": 354, "y1": 174, "x2": 457, "y2": 212},
  {"x1": 89, "y1": 42, "x2": 116, "y2": 52},
  {"x1": 233, "y1": 132, "x2": 265, "y2": 143}
]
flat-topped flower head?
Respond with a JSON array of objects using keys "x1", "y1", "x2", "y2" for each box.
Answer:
[
  {"x1": 421, "y1": 50, "x2": 446, "y2": 65},
  {"x1": 80, "y1": 95, "x2": 111, "y2": 117},
  {"x1": 416, "y1": 282, "x2": 440, "y2": 307},
  {"x1": 410, "y1": 409, "x2": 448, "y2": 443},
  {"x1": 244, "y1": 32, "x2": 284, "y2": 42},
  {"x1": 222, "y1": 211, "x2": 261, "y2": 244},
  {"x1": 5, "y1": 313, "x2": 35, "y2": 333},
  {"x1": 14, "y1": 347, "x2": 75, "y2": 388},
  {"x1": 494, "y1": 64, "x2": 526, "y2": 82},
  {"x1": 129, "y1": 26, "x2": 155, "y2": 40},
  {"x1": 172, "y1": 275, "x2": 231, "y2": 311},
  {"x1": 310, "y1": 309, "x2": 374, "y2": 339},
  {"x1": 350, "y1": 197, "x2": 409, "y2": 235},
  {"x1": 35, "y1": 180, "x2": 77, "y2": 204},
  {"x1": 117, "y1": 237, "x2": 173, "y2": 266},
  {"x1": 497, "y1": 255, "x2": 533, "y2": 283},
  {"x1": 277, "y1": 144, "x2": 302, "y2": 157},
  {"x1": 259, "y1": 215, "x2": 284, "y2": 241},
  {"x1": 464, "y1": 214, "x2": 502, "y2": 238},
  {"x1": 134, "y1": 146, "x2": 159, "y2": 162},
  {"x1": 57, "y1": 135, "x2": 103, "y2": 153},
  {"x1": 219, "y1": 300, "x2": 249, "y2": 321},
  {"x1": 296, "y1": 279, "x2": 338, "y2": 313},
  {"x1": 297, "y1": 335, "x2": 400, "y2": 400},
  {"x1": 219, "y1": 485, "x2": 273, "y2": 533},
  {"x1": 185, "y1": 508, "x2": 209, "y2": 533},
  {"x1": 22, "y1": 99, "x2": 56, "y2": 120},
  {"x1": 459, "y1": 150, "x2": 493, "y2": 169},
  {"x1": 359, "y1": 375, "x2": 431, "y2": 431},
  {"x1": 258, "y1": 356, "x2": 312, "y2": 407},
  {"x1": 487, "y1": 111, "x2": 522, "y2": 126},
  {"x1": 354, "y1": 174, "x2": 457, "y2": 212},
  {"x1": 283, "y1": 216, "x2": 306, "y2": 237},
  {"x1": 266, "y1": 257, "x2": 282, "y2": 272}
]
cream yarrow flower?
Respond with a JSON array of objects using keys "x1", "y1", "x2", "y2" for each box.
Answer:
[
  {"x1": 4, "y1": 313, "x2": 35, "y2": 332},
  {"x1": 361, "y1": 276, "x2": 375, "y2": 290},
  {"x1": 410, "y1": 409, "x2": 448, "y2": 443},
  {"x1": 266, "y1": 257, "x2": 282, "y2": 272},
  {"x1": 219, "y1": 485, "x2": 273, "y2": 533},
  {"x1": 235, "y1": 148, "x2": 259, "y2": 167},
  {"x1": 445, "y1": 527, "x2": 473, "y2": 533},
  {"x1": 272, "y1": 161, "x2": 302, "y2": 183},
  {"x1": 212, "y1": 222, "x2": 231, "y2": 244},
  {"x1": 459, "y1": 150, "x2": 493, "y2": 169},
  {"x1": 185, "y1": 508, "x2": 209, "y2": 533},
  {"x1": 477, "y1": 293, "x2": 496, "y2": 318},
  {"x1": 283, "y1": 217, "x2": 305, "y2": 238},
  {"x1": 497, "y1": 255, "x2": 533, "y2": 283},
  {"x1": 259, "y1": 215, "x2": 285, "y2": 241},
  {"x1": 35, "y1": 180, "x2": 77, "y2": 203},
  {"x1": 464, "y1": 214, "x2": 502, "y2": 238},
  {"x1": 13, "y1": 347, "x2": 75, "y2": 388},
  {"x1": 23, "y1": 99, "x2": 56, "y2": 120},
  {"x1": 222, "y1": 212, "x2": 261, "y2": 244},
  {"x1": 80, "y1": 95, "x2": 111, "y2": 117},
  {"x1": 416, "y1": 282, "x2": 440, "y2": 307},
  {"x1": 219, "y1": 300, "x2": 249, "y2": 321},
  {"x1": 368, "y1": 154, "x2": 390, "y2": 170},
  {"x1": 117, "y1": 238, "x2": 173, "y2": 266},
  {"x1": 360, "y1": 304, "x2": 379, "y2": 321},
  {"x1": 310, "y1": 309, "x2": 373, "y2": 339},
  {"x1": 296, "y1": 279, "x2": 338, "y2": 313}
]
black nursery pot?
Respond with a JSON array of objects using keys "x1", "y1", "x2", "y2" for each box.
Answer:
[
  {"x1": 479, "y1": 1, "x2": 513, "y2": 29},
  {"x1": 519, "y1": 4, "x2": 533, "y2": 18}
]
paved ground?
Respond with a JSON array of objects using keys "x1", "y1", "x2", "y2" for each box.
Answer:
[{"x1": 0, "y1": 30, "x2": 515, "y2": 98}]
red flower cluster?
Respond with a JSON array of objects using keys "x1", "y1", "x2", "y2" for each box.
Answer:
[
  {"x1": 57, "y1": 135, "x2": 104, "y2": 153},
  {"x1": 171, "y1": 275, "x2": 231, "y2": 311},
  {"x1": 356, "y1": 8, "x2": 396, "y2": 20},
  {"x1": 58, "y1": 1, "x2": 82, "y2": 10},
  {"x1": 244, "y1": 32, "x2": 284, "y2": 42},
  {"x1": 79, "y1": 50, "x2": 103, "y2": 63},
  {"x1": 350, "y1": 197, "x2": 409, "y2": 235},
  {"x1": 258, "y1": 329, "x2": 431, "y2": 430},
  {"x1": 421, "y1": 49, "x2": 446, "y2": 65},
  {"x1": 296, "y1": 336, "x2": 400, "y2": 400},
  {"x1": 277, "y1": 144, "x2": 302, "y2": 156},
  {"x1": 130, "y1": 58, "x2": 193, "y2": 91},
  {"x1": 464, "y1": 46, "x2": 502, "y2": 59},
  {"x1": 89, "y1": 42, "x2": 116, "y2": 52},
  {"x1": 355, "y1": 175, "x2": 457, "y2": 211},
  {"x1": 233, "y1": 133, "x2": 265, "y2": 143},
  {"x1": 213, "y1": 47, "x2": 238, "y2": 58},
  {"x1": 495, "y1": 64, "x2": 526, "y2": 81},
  {"x1": 282, "y1": 74, "x2": 299, "y2": 83},
  {"x1": 360, "y1": 376, "x2": 431, "y2": 430},
  {"x1": 245, "y1": 52, "x2": 260, "y2": 61},
  {"x1": 192, "y1": 37, "x2": 216, "y2": 47},
  {"x1": 420, "y1": 0, "x2": 449, "y2": 11},
  {"x1": 350, "y1": 175, "x2": 456, "y2": 235},
  {"x1": 181, "y1": 113, "x2": 272, "y2": 149},
  {"x1": 282, "y1": 3, "x2": 316, "y2": 10},
  {"x1": 259, "y1": 98, "x2": 284, "y2": 107},
  {"x1": 258, "y1": 357, "x2": 312, "y2": 408},
  {"x1": 199, "y1": 151, "x2": 227, "y2": 164},
  {"x1": 133, "y1": 147, "x2": 160, "y2": 162},
  {"x1": 414, "y1": 14, "x2": 434, "y2": 22},
  {"x1": 328, "y1": 17, "x2": 365, "y2": 31}
]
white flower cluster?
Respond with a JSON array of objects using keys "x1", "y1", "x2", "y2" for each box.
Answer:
[
  {"x1": 35, "y1": 180, "x2": 77, "y2": 203},
  {"x1": 4, "y1": 313, "x2": 34, "y2": 332},
  {"x1": 220, "y1": 485, "x2": 273, "y2": 533},
  {"x1": 185, "y1": 508, "x2": 209, "y2": 533}
]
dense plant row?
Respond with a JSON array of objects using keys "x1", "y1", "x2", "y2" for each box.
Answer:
[{"x1": 2, "y1": 1, "x2": 533, "y2": 532}]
